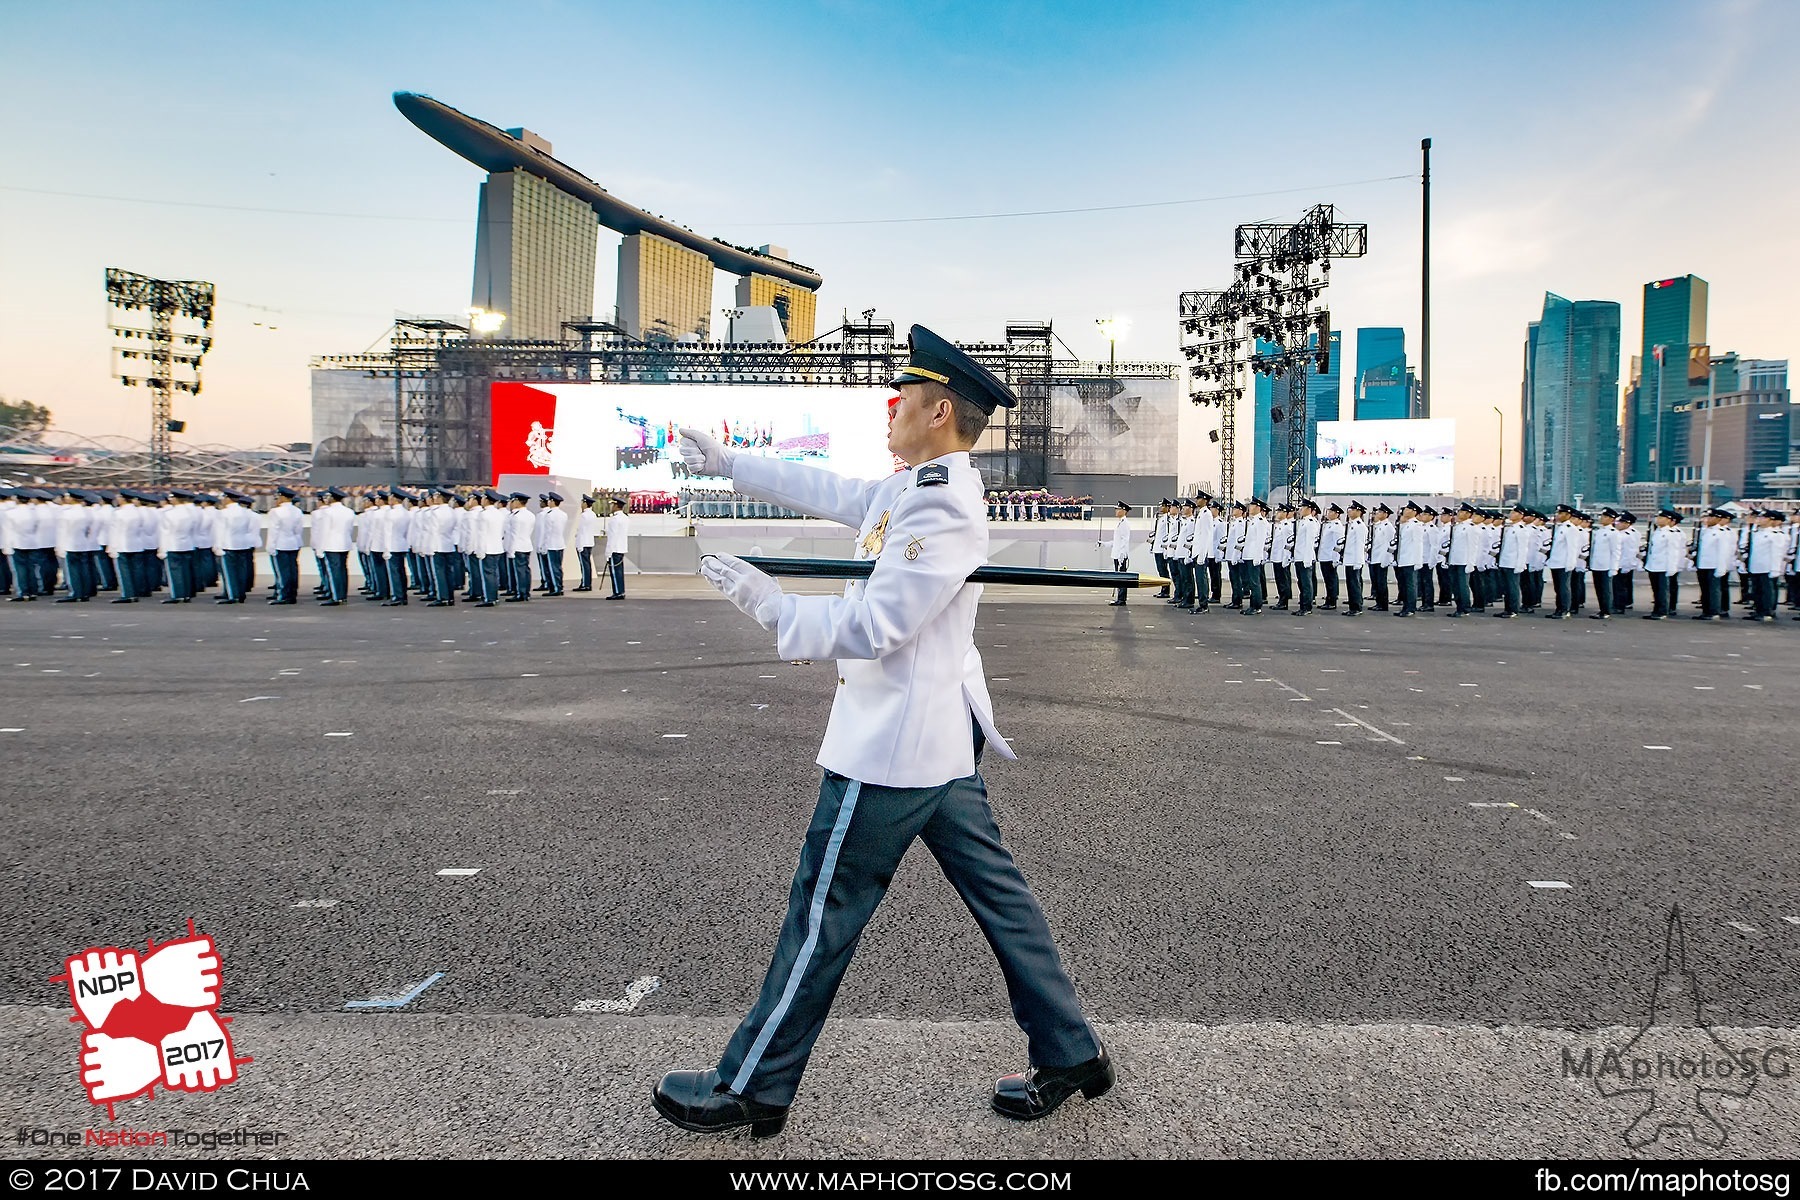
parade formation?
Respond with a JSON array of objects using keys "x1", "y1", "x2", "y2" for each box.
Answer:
[
  {"x1": 0, "y1": 485, "x2": 634, "y2": 608},
  {"x1": 1131, "y1": 496, "x2": 1800, "y2": 621}
]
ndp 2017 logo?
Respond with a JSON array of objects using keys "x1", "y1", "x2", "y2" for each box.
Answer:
[{"x1": 51, "y1": 920, "x2": 250, "y2": 1118}]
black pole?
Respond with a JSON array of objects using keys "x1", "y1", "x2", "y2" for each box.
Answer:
[{"x1": 1421, "y1": 137, "x2": 1432, "y2": 419}]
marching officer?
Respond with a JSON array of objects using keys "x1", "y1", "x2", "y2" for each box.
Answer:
[
  {"x1": 1108, "y1": 499, "x2": 1132, "y2": 606},
  {"x1": 657, "y1": 324, "x2": 1109, "y2": 1138}
]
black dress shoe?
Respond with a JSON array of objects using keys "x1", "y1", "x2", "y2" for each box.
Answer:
[
  {"x1": 652, "y1": 1069, "x2": 788, "y2": 1137},
  {"x1": 476, "y1": 601, "x2": 495, "y2": 607},
  {"x1": 572, "y1": 586, "x2": 591, "y2": 592},
  {"x1": 320, "y1": 600, "x2": 342, "y2": 606},
  {"x1": 992, "y1": 1046, "x2": 1114, "y2": 1121},
  {"x1": 428, "y1": 600, "x2": 452, "y2": 608},
  {"x1": 55, "y1": 597, "x2": 80, "y2": 603}
]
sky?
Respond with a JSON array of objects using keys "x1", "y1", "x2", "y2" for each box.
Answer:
[{"x1": 2, "y1": 0, "x2": 1796, "y2": 494}]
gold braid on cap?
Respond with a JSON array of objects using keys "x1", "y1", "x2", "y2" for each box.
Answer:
[{"x1": 894, "y1": 366, "x2": 950, "y2": 384}]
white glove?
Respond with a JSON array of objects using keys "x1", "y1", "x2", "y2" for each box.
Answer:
[
  {"x1": 63, "y1": 948, "x2": 142, "y2": 1030},
  {"x1": 701, "y1": 554, "x2": 782, "y2": 630},
  {"x1": 81, "y1": 1031, "x2": 161, "y2": 1104},
  {"x1": 142, "y1": 934, "x2": 221, "y2": 1009},
  {"x1": 679, "y1": 426, "x2": 736, "y2": 478}
]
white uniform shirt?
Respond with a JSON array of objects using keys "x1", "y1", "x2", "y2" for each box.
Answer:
[
  {"x1": 1293, "y1": 515, "x2": 1320, "y2": 566},
  {"x1": 218, "y1": 502, "x2": 263, "y2": 551},
  {"x1": 1645, "y1": 524, "x2": 1686, "y2": 573},
  {"x1": 1194, "y1": 509, "x2": 1217, "y2": 562},
  {"x1": 1447, "y1": 520, "x2": 1483, "y2": 568},
  {"x1": 1316, "y1": 517, "x2": 1341, "y2": 565},
  {"x1": 1342, "y1": 517, "x2": 1369, "y2": 568},
  {"x1": 1269, "y1": 519, "x2": 1293, "y2": 565},
  {"x1": 1110, "y1": 516, "x2": 1132, "y2": 561},
  {"x1": 1697, "y1": 523, "x2": 1735, "y2": 572},
  {"x1": 1243, "y1": 514, "x2": 1272, "y2": 564},
  {"x1": 388, "y1": 504, "x2": 411, "y2": 554},
  {"x1": 310, "y1": 501, "x2": 355, "y2": 554},
  {"x1": 1369, "y1": 518, "x2": 1396, "y2": 566},
  {"x1": 158, "y1": 504, "x2": 197, "y2": 554},
  {"x1": 1497, "y1": 520, "x2": 1531, "y2": 570},
  {"x1": 1588, "y1": 524, "x2": 1619, "y2": 574},
  {"x1": 267, "y1": 502, "x2": 304, "y2": 552},
  {"x1": 605, "y1": 510, "x2": 631, "y2": 553},
  {"x1": 576, "y1": 508, "x2": 600, "y2": 549},
  {"x1": 507, "y1": 507, "x2": 535, "y2": 555},
  {"x1": 1749, "y1": 525, "x2": 1786, "y2": 574},
  {"x1": 540, "y1": 506, "x2": 569, "y2": 551},
  {"x1": 1396, "y1": 518, "x2": 1428, "y2": 569},
  {"x1": 477, "y1": 505, "x2": 507, "y2": 557},
  {"x1": 732, "y1": 450, "x2": 1014, "y2": 788}
]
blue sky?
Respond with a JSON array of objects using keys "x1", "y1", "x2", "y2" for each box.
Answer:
[{"x1": 2, "y1": 0, "x2": 1794, "y2": 490}]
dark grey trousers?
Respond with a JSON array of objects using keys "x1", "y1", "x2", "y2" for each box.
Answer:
[{"x1": 716, "y1": 737, "x2": 1100, "y2": 1106}]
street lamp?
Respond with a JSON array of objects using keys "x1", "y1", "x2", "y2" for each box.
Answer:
[
  {"x1": 1493, "y1": 405, "x2": 1503, "y2": 501},
  {"x1": 1095, "y1": 316, "x2": 1128, "y2": 376}
]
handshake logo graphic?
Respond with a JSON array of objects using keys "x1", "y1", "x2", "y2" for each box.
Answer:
[{"x1": 51, "y1": 920, "x2": 250, "y2": 1119}]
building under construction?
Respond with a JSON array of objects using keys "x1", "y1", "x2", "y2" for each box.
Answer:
[{"x1": 310, "y1": 316, "x2": 1180, "y2": 497}]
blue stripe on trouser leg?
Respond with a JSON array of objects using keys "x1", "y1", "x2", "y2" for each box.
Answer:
[
  {"x1": 719, "y1": 773, "x2": 947, "y2": 1105},
  {"x1": 920, "y1": 768, "x2": 1100, "y2": 1069}
]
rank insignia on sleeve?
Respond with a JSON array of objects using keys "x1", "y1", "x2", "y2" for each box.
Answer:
[
  {"x1": 859, "y1": 510, "x2": 891, "y2": 559},
  {"x1": 904, "y1": 536, "x2": 925, "y2": 561},
  {"x1": 915, "y1": 464, "x2": 949, "y2": 487}
]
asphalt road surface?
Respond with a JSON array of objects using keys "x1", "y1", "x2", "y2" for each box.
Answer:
[{"x1": 3, "y1": 576, "x2": 1797, "y2": 1159}]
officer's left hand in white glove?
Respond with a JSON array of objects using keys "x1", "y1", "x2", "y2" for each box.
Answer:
[{"x1": 701, "y1": 554, "x2": 782, "y2": 631}]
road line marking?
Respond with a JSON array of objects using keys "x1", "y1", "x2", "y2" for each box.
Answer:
[
  {"x1": 1458, "y1": 683, "x2": 1479, "y2": 687},
  {"x1": 1527, "y1": 881, "x2": 1571, "y2": 889},
  {"x1": 0, "y1": 728, "x2": 23, "y2": 733},
  {"x1": 293, "y1": 899, "x2": 339, "y2": 909},
  {"x1": 324, "y1": 732, "x2": 353, "y2": 737},
  {"x1": 1328, "y1": 708, "x2": 1404, "y2": 745},
  {"x1": 1468, "y1": 802, "x2": 1520, "y2": 809},
  {"x1": 1727, "y1": 921, "x2": 1759, "y2": 934},
  {"x1": 1320, "y1": 669, "x2": 1344, "y2": 673},
  {"x1": 521, "y1": 673, "x2": 540, "y2": 677},
  {"x1": 759, "y1": 675, "x2": 778, "y2": 679},
  {"x1": 1694, "y1": 686, "x2": 1714, "y2": 690},
  {"x1": 240, "y1": 696, "x2": 277, "y2": 703},
  {"x1": 487, "y1": 789, "x2": 522, "y2": 796},
  {"x1": 436, "y1": 868, "x2": 481, "y2": 876},
  {"x1": 662, "y1": 733, "x2": 687, "y2": 738},
  {"x1": 1268, "y1": 677, "x2": 1312, "y2": 701},
  {"x1": 1782, "y1": 917, "x2": 1800, "y2": 926},
  {"x1": 1444, "y1": 777, "x2": 1465, "y2": 782},
  {"x1": 573, "y1": 976, "x2": 663, "y2": 1014},
  {"x1": 1643, "y1": 745, "x2": 1672, "y2": 750},
  {"x1": 1315, "y1": 740, "x2": 1342, "y2": 745},
  {"x1": 345, "y1": 971, "x2": 445, "y2": 1010}
]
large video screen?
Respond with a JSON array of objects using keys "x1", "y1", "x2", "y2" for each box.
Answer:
[
  {"x1": 1315, "y1": 418, "x2": 1457, "y2": 494},
  {"x1": 490, "y1": 382, "x2": 898, "y2": 489}
]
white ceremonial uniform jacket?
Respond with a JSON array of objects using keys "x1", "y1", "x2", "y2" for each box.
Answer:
[
  {"x1": 158, "y1": 504, "x2": 197, "y2": 555},
  {"x1": 732, "y1": 450, "x2": 1015, "y2": 788},
  {"x1": 475, "y1": 505, "x2": 506, "y2": 556},
  {"x1": 1527, "y1": 523, "x2": 1551, "y2": 570},
  {"x1": 1749, "y1": 525, "x2": 1786, "y2": 574},
  {"x1": 604, "y1": 510, "x2": 630, "y2": 552},
  {"x1": 1341, "y1": 517, "x2": 1369, "y2": 568},
  {"x1": 1194, "y1": 509, "x2": 1217, "y2": 562},
  {"x1": 1447, "y1": 520, "x2": 1483, "y2": 568},
  {"x1": 576, "y1": 509, "x2": 600, "y2": 549},
  {"x1": 1396, "y1": 518, "x2": 1429, "y2": 569},
  {"x1": 1588, "y1": 525, "x2": 1619, "y2": 574},
  {"x1": 540, "y1": 506, "x2": 569, "y2": 551},
  {"x1": 1176, "y1": 515, "x2": 1197, "y2": 561},
  {"x1": 1545, "y1": 521, "x2": 1581, "y2": 570},
  {"x1": 1316, "y1": 517, "x2": 1341, "y2": 565},
  {"x1": 1294, "y1": 515, "x2": 1320, "y2": 566},
  {"x1": 1224, "y1": 517, "x2": 1245, "y2": 563},
  {"x1": 267, "y1": 502, "x2": 304, "y2": 552},
  {"x1": 1497, "y1": 521, "x2": 1531, "y2": 570},
  {"x1": 1269, "y1": 519, "x2": 1294, "y2": 565},
  {"x1": 1697, "y1": 523, "x2": 1735, "y2": 572},
  {"x1": 507, "y1": 507, "x2": 535, "y2": 555},
  {"x1": 1110, "y1": 516, "x2": 1132, "y2": 561},
  {"x1": 310, "y1": 501, "x2": 354, "y2": 554},
  {"x1": 218, "y1": 502, "x2": 262, "y2": 552},
  {"x1": 1645, "y1": 525, "x2": 1687, "y2": 573},
  {"x1": 1369, "y1": 518, "x2": 1397, "y2": 566}
]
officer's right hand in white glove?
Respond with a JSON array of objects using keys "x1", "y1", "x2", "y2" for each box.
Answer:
[
  {"x1": 678, "y1": 426, "x2": 735, "y2": 478},
  {"x1": 701, "y1": 554, "x2": 782, "y2": 630}
]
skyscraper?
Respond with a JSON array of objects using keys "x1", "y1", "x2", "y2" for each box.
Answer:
[
  {"x1": 1354, "y1": 328, "x2": 1416, "y2": 420},
  {"x1": 1521, "y1": 293, "x2": 1621, "y2": 506},
  {"x1": 472, "y1": 161, "x2": 598, "y2": 341},
  {"x1": 1251, "y1": 330, "x2": 1340, "y2": 496},
  {"x1": 1626, "y1": 274, "x2": 1708, "y2": 483}
]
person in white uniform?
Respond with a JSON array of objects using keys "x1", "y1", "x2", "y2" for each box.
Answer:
[
  {"x1": 655, "y1": 324, "x2": 1108, "y2": 1138},
  {"x1": 1108, "y1": 499, "x2": 1132, "y2": 606}
]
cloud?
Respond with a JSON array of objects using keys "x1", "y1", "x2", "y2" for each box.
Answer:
[{"x1": 1438, "y1": 201, "x2": 1558, "y2": 282}]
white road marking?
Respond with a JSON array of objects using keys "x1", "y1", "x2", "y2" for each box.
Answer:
[
  {"x1": 324, "y1": 732, "x2": 353, "y2": 737},
  {"x1": 0, "y1": 728, "x2": 23, "y2": 733},
  {"x1": 1643, "y1": 745, "x2": 1672, "y2": 751},
  {"x1": 436, "y1": 868, "x2": 481, "y2": 876},
  {"x1": 627, "y1": 641, "x2": 642, "y2": 645},
  {"x1": 1726, "y1": 921, "x2": 1759, "y2": 934},
  {"x1": 345, "y1": 971, "x2": 445, "y2": 1010},
  {"x1": 1783, "y1": 917, "x2": 1800, "y2": 926},
  {"x1": 1694, "y1": 686, "x2": 1714, "y2": 690},
  {"x1": 752, "y1": 703, "x2": 770, "y2": 710},
  {"x1": 662, "y1": 733, "x2": 687, "y2": 738},
  {"x1": 1444, "y1": 777, "x2": 1465, "y2": 782},
  {"x1": 573, "y1": 976, "x2": 663, "y2": 1014},
  {"x1": 1315, "y1": 740, "x2": 1342, "y2": 746},
  {"x1": 1328, "y1": 708, "x2": 1404, "y2": 745},
  {"x1": 487, "y1": 789, "x2": 522, "y2": 796},
  {"x1": 293, "y1": 899, "x2": 339, "y2": 909},
  {"x1": 1527, "y1": 881, "x2": 1571, "y2": 889},
  {"x1": 1468, "y1": 802, "x2": 1519, "y2": 809},
  {"x1": 1458, "y1": 683, "x2": 1479, "y2": 687},
  {"x1": 991, "y1": 677, "x2": 1010, "y2": 681},
  {"x1": 1225, "y1": 680, "x2": 1243, "y2": 684},
  {"x1": 521, "y1": 673, "x2": 540, "y2": 677},
  {"x1": 1267, "y1": 677, "x2": 1311, "y2": 701},
  {"x1": 759, "y1": 675, "x2": 778, "y2": 679},
  {"x1": 1746, "y1": 684, "x2": 1764, "y2": 690},
  {"x1": 240, "y1": 696, "x2": 277, "y2": 703},
  {"x1": 1320, "y1": 669, "x2": 1343, "y2": 673}
]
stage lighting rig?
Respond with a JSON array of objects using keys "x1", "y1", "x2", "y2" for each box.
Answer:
[{"x1": 106, "y1": 268, "x2": 215, "y2": 484}]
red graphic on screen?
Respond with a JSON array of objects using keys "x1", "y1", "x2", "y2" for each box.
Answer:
[
  {"x1": 51, "y1": 919, "x2": 251, "y2": 1119},
  {"x1": 490, "y1": 382, "x2": 560, "y2": 482}
]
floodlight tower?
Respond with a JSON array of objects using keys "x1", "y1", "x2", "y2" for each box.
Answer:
[
  {"x1": 106, "y1": 269, "x2": 216, "y2": 484},
  {"x1": 1179, "y1": 288, "x2": 1244, "y2": 499},
  {"x1": 1230, "y1": 204, "x2": 1366, "y2": 502}
]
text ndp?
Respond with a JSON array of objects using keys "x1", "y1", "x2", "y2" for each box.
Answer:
[{"x1": 76, "y1": 967, "x2": 136, "y2": 998}]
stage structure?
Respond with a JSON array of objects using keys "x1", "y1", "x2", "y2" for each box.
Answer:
[
  {"x1": 106, "y1": 268, "x2": 216, "y2": 485},
  {"x1": 1180, "y1": 204, "x2": 1367, "y2": 502},
  {"x1": 311, "y1": 317, "x2": 1178, "y2": 490}
]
